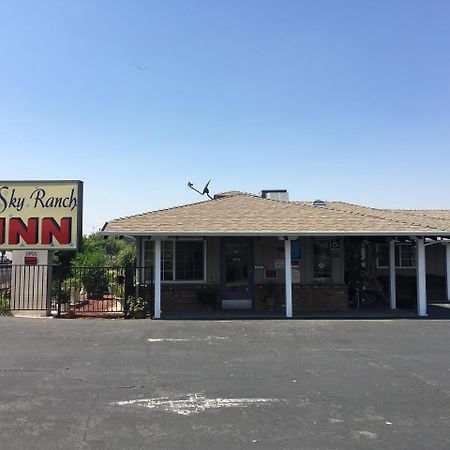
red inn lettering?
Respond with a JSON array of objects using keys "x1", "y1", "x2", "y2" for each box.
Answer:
[
  {"x1": 0, "y1": 218, "x2": 4, "y2": 245},
  {"x1": 9, "y1": 218, "x2": 39, "y2": 245},
  {"x1": 41, "y1": 217, "x2": 72, "y2": 245},
  {"x1": 0, "y1": 217, "x2": 72, "y2": 246}
]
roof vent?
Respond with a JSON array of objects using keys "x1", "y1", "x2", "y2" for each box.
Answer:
[
  {"x1": 312, "y1": 199, "x2": 326, "y2": 208},
  {"x1": 261, "y1": 190, "x2": 289, "y2": 202}
]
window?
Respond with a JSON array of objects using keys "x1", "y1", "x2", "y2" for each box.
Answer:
[
  {"x1": 175, "y1": 241, "x2": 204, "y2": 281},
  {"x1": 143, "y1": 240, "x2": 205, "y2": 281},
  {"x1": 399, "y1": 244, "x2": 416, "y2": 267},
  {"x1": 313, "y1": 239, "x2": 331, "y2": 280},
  {"x1": 162, "y1": 241, "x2": 174, "y2": 281},
  {"x1": 376, "y1": 243, "x2": 416, "y2": 268},
  {"x1": 376, "y1": 244, "x2": 390, "y2": 268}
]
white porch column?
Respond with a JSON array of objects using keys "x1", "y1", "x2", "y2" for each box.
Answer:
[
  {"x1": 389, "y1": 239, "x2": 397, "y2": 309},
  {"x1": 154, "y1": 240, "x2": 161, "y2": 319},
  {"x1": 284, "y1": 239, "x2": 293, "y2": 318},
  {"x1": 446, "y1": 243, "x2": 450, "y2": 302},
  {"x1": 416, "y1": 237, "x2": 427, "y2": 317},
  {"x1": 445, "y1": 244, "x2": 450, "y2": 302}
]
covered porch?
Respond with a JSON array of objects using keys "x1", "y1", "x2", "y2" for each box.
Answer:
[{"x1": 138, "y1": 234, "x2": 450, "y2": 319}]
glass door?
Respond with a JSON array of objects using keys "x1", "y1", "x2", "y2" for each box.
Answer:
[{"x1": 221, "y1": 238, "x2": 254, "y2": 309}]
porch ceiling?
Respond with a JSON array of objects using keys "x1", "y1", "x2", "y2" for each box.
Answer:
[{"x1": 101, "y1": 192, "x2": 450, "y2": 237}]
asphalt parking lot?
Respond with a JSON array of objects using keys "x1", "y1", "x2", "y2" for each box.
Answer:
[{"x1": 0, "y1": 317, "x2": 449, "y2": 450}]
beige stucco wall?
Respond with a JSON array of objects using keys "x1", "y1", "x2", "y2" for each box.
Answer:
[
  {"x1": 254, "y1": 237, "x2": 296, "y2": 283},
  {"x1": 426, "y1": 244, "x2": 445, "y2": 276},
  {"x1": 206, "y1": 237, "x2": 220, "y2": 283}
]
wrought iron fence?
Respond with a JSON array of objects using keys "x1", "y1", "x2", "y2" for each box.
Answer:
[
  {"x1": 0, "y1": 264, "x2": 153, "y2": 318},
  {"x1": 0, "y1": 264, "x2": 57, "y2": 312},
  {"x1": 57, "y1": 266, "x2": 153, "y2": 318}
]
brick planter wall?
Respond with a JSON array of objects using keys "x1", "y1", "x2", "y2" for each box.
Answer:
[
  {"x1": 294, "y1": 283, "x2": 348, "y2": 311},
  {"x1": 255, "y1": 283, "x2": 348, "y2": 312},
  {"x1": 161, "y1": 283, "x2": 348, "y2": 314},
  {"x1": 161, "y1": 284, "x2": 219, "y2": 313}
]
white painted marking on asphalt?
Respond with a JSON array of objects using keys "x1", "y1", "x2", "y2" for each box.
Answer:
[
  {"x1": 352, "y1": 431, "x2": 378, "y2": 440},
  {"x1": 329, "y1": 418, "x2": 344, "y2": 424},
  {"x1": 147, "y1": 336, "x2": 230, "y2": 343},
  {"x1": 112, "y1": 393, "x2": 279, "y2": 416}
]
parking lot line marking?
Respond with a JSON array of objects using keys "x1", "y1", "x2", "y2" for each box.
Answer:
[
  {"x1": 111, "y1": 393, "x2": 279, "y2": 416},
  {"x1": 147, "y1": 336, "x2": 230, "y2": 343}
]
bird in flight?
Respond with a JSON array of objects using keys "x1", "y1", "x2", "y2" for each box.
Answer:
[{"x1": 136, "y1": 65, "x2": 148, "y2": 71}]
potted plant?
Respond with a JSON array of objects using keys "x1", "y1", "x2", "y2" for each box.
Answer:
[
  {"x1": 196, "y1": 287, "x2": 219, "y2": 311},
  {"x1": 128, "y1": 296, "x2": 147, "y2": 319},
  {"x1": 53, "y1": 281, "x2": 71, "y2": 316},
  {"x1": 263, "y1": 282, "x2": 278, "y2": 311}
]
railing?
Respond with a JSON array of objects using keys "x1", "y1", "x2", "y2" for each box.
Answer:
[
  {"x1": 58, "y1": 266, "x2": 153, "y2": 317},
  {"x1": 0, "y1": 265, "x2": 153, "y2": 318},
  {"x1": 0, "y1": 264, "x2": 55, "y2": 311}
]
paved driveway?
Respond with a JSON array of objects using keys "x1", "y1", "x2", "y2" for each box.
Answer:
[{"x1": 0, "y1": 317, "x2": 449, "y2": 450}]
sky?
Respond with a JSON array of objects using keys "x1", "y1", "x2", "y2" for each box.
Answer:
[{"x1": 1, "y1": 0, "x2": 449, "y2": 234}]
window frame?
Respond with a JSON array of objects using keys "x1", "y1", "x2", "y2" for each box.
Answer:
[
  {"x1": 142, "y1": 238, "x2": 207, "y2": 283},
  {"x1": 376, "y1": 242, "x2": 416, "y2": 269}
]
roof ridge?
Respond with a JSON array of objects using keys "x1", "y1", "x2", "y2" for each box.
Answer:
[
  {"x1": 324, "y1": 202, "x2": 445, "y2": 232},
  {"x1": 102, "y1": 195, "x2": 232, "y2": 230},
  {"x1": 391, "y1": 209, "x2": 450, "y2": 212},
  {"x1": 389, "y1": 209, "x2": 450, "y2": 222},
  {"x1": 217, "y1": 190, "x2": 296, "y2": 204},
  {"x1": 214, "y1": 190, "x2": 259, "y2": 199}
]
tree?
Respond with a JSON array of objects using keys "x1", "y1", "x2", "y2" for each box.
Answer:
[{"x1": 69, "y1": 233, "x2": 136, "y2": 298}]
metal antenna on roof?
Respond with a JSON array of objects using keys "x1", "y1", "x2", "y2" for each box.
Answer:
[{"x1": 187, "y1": 180, "x2": 213, "y2": 199}]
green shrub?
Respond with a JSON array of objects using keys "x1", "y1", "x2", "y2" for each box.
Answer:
[
  {"x1": 127, "y1": 296, "x2": 147, "y2": 317},
  {"x1": 0, "y1": 293, "x2": 12, "y2": 316},
  {"x1": 117, "y1": 246, "x2": 136, "y2": 268},
  {"x1": 71, "y1": 250, "x2": 110, "y2": 298}
]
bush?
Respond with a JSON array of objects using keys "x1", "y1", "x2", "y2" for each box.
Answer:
[
  {"x1": 117, "y1": 246, "x2": 136, "y2": 268},
  {"x1": 68, "y1": 233, "x2": 137, "y2": 298},
  {"x1": 79, "y1": 267, "x2": 110, "y2": 299},
  {"x1": 127, "y1": 296, "x2": 147, "y2": 318},
  {"x1": 71, "y1": 250, "x2": 110, "y2": 298},
  {"x1": 0, "y1": 292, "x2": 12, "y2": 316}
]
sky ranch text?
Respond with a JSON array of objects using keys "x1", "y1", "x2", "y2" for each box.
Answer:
[{"x1": 0, "y1": 186, "x2": 77, "y2": 213}]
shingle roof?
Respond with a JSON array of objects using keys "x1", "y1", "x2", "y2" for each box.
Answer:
[{"x1": 102, "y1": 191, "x2": 450, "y2": 236}]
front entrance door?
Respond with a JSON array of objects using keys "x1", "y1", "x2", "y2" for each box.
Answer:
[{"x1": 221, "y1": 238, "x2": 254, "y2": 310}]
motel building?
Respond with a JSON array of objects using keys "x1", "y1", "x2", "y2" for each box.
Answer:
[{"x1": 101, "y1": 190, "x2": 450, "y2": 319}]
